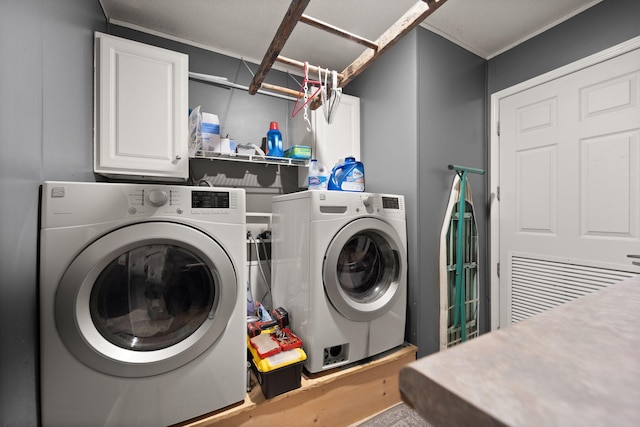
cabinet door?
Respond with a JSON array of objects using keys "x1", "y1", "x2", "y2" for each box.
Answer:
[
  {"x1": 94, "y1": 32, "x2": 188, "y2": 181},
  {"x1": 297, "y1": 94, "x2": 361, "y2": 187}
]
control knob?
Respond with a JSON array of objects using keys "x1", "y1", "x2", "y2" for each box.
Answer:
[
  {"x1": 362, "y1": 195, "x2": 374, "y2": 208},
  {"x1": 147, "y1": 189, "x2": 168, "y2": 207}
]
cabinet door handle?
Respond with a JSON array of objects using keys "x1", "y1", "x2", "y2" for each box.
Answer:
[
  {"x1": 628, "y1": 254, "x2": 640, "y2": 266},
  {"x1": 172, "y1": 155, "x2": 182, "y2": 164}
]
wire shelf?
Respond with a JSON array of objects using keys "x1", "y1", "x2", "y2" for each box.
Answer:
[{"x1": 191, "y1": 151, "x2": 308, "y2": 167}]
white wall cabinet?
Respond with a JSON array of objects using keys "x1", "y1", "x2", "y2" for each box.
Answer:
[
  {"x1": 94, "y1": 32, "x2": 188, "y2": 181},
  {"x1": 295, "y1": 94, "x2": 361, "y2": 187}
]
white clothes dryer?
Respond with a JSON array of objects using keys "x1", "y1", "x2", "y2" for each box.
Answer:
[
  {"x1": 39, "y1": 181, "x2": 247, "y2": 427},
  {"x1": 271, "y1": 190, "x2": 407, "y2": 373}
]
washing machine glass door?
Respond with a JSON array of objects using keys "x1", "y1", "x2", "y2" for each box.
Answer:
[
  {"x1": 55, "y1": 222, "x2": 238, "y2": 378},
  {"x1": 323, "y1": 218, "x2": 406, "y2": 321}
]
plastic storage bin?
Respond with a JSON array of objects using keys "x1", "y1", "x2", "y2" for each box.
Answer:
[{"x1": 247, "y1": 335, "x2": 307, "y2": 399}]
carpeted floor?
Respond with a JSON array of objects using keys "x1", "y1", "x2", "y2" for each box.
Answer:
[{"x1": 354, "y1": 403, "x2": 431, "y2": 427}]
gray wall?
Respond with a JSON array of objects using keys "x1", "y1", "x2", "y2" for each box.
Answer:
[
  {"x1": 0, "y1": 1, "x2": 105, "y2": 425},
  {"x1": 488, "y1": 0, "x2": 640, "y2": 94},
  {"x1": 417, "y1": 30, "x2": 486, "y2": 356},
  {"x1": 348, "y1": 30, "x2": 486, "y2": 357},
  {"x1": 347, "y1": 34, "x2": 421, "y2": 347}
]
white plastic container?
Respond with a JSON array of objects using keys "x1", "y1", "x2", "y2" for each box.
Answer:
[
  {"x1": 201, "y1": 112, "x2": 221, "y2": 152},
  {"x1": 220, "y1": 137, "x2": 236, "y2": 154},
  {"x1": 307, "y1": 159, "x2": 329, "y2": 190}
]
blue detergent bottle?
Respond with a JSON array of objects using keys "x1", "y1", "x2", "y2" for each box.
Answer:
[
  {"x1": 266, "y1": 121, "x2": 284, "y2": 157},
  {"x1": 328, "y1": 156, "x2": 365, "y2": 192}
]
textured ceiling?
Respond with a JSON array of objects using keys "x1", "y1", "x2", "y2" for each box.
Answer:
[{"x1": 99, "y1": 0, "x2": 603, "y2": 76}]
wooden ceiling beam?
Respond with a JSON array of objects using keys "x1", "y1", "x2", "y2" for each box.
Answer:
[
  {"x1": 338, "y1": 0, "x2": 448, "y2": 87},
  {"x1": 248, "y1": 0, "x2": 311, "y2": 94}
]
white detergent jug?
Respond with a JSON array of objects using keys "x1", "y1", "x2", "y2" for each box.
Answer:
[{"x1": 307, "y1": 159, "x2": 329, "y2": 190}]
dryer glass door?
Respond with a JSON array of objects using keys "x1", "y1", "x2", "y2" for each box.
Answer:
[
  {"x1": 90, "y1": 244, "x2": 214, "y2": 352},
  {"x1": 55, "y1": 222, "x2": 238, "y2": 378},
  {"x1": 324, "y1": 218, "x2": 406, "y2": 321}
]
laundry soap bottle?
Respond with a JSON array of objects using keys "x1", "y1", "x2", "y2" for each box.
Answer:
[
  {"x1": 328, "y1": 156, "x2": 365, "y2": 192},
  {"x1": 307, "y1": 159, "x2": 329, "y2": 190},
  {"x1": 266, "y1": 121, "x2": 284, "y2": 157}
]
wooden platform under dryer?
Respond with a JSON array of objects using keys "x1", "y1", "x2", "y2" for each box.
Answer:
[{"x1": 179, "y1": 344, "x2": 418, "y2": 427}]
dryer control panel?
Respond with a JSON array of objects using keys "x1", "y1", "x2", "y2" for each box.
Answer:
[
  {"x1": 352, "y1": 193, "x2": 405, "y2": 217},
  {"x1": 288, "y1": 190, "x2": 406, "y2": 221},
  {"x1": 191, "y1": 190, "x2": 230, "y2": 209},
  {"x1": 41, "y1": 181, "x2": 246, "y2": 227},
  {"x1": 125, "y1": 188, "x2": 240, "y2": 211}
]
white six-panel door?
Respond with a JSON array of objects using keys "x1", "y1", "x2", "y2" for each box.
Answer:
[{"x1": 492, "y1": 39, "x2": 640, "y2": 328}]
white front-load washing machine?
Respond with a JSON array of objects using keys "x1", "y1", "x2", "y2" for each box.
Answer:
[
  {"x1": 39, "y1": 181, "x2": 247, "y2": 426},
  {"x1": 271, "y1": 190, "x2": 407, "y2": 373}
]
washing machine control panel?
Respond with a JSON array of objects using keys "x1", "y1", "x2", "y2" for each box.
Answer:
[
  {"x1": 123, "y1": 186, "x2": 243, "y2": 222},
  {"x1": 126, "y1": 188, "x2": 183, "y2": 213},
  {"x1": 41, "y1": 182, "x2": 246, "y2": 228},
  {"x1": 355, "y1": 193, "x2": 404, "y2": 216},
  {"x1": 311, "y1": 191, "x2": 404, "y2": 218}
]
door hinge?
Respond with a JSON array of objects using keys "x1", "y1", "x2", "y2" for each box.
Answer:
[
  {"x1": 497, "y1": 262, "x2": 500, "y2": 278},
  {"x1": 496, "y1": 121, "x2": 500, "y2": 136},
  {"x1": 497, "y1": 186, "x2": 500, "y2": 201}
]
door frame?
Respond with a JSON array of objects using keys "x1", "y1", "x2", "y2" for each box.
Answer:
[{"x1": 489, "y1": 35, "x2": 640, "y2": 330}]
